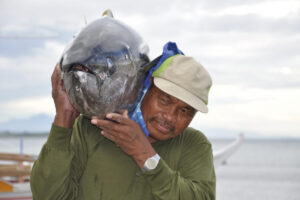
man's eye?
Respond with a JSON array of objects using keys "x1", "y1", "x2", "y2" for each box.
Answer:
[
  {"x1": 179, "y1": 107, "x2": 195, "y2": 117},
  {"x1": 159, "y1": 97, "x2": 169, "y2": 105},
  {"x1": 180, "y1": 108, "x2": 188, "y2": 113}
]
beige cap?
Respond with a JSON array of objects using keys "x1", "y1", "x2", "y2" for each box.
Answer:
[{"x1": 152, "y1": 54, "x2": 212, "y2": 113}]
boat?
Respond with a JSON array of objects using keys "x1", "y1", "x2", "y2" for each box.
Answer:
[
  {"x1": 0, "y1": 153, "x2": 34, "y2": 200},
  {"x1": 213, "y1": 133, "x2": 244, "y2": 167}
]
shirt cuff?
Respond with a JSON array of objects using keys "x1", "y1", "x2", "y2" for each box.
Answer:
[
  {"x1": 46, "y1": 123, "x2": 73, "y2": 150},
  {"x1": 142, "y1": 158, "x2": 174, "y2": 191}
]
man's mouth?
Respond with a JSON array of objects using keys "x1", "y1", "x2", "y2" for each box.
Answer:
[{"x1": 150, "y1": 118, "x2": 175, "y2": 134}]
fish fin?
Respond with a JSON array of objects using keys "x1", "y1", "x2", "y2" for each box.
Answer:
[{"x1": 102, "y1": 9, "x2": 114, "y2": 18}]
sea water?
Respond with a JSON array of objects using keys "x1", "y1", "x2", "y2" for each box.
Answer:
[
  {"x1": 212, "y1": 139, "x2": 300, "y2": 200},
  {"x1": 0, "y1": 136, "x2": 299, "y2": 200}
]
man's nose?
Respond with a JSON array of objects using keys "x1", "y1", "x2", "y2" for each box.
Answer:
[{"x1": 161, "y1": 106, "x2": 177, "y2": 124}]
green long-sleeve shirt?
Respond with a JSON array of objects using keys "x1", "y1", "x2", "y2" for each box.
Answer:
[{"x1": 30, "y1": 115, "x2": 215, "y2": 200}]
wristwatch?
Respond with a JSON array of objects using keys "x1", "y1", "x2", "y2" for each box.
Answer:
[{"x1": 141, "y1": 154, "x2": 160, "y2": 173}]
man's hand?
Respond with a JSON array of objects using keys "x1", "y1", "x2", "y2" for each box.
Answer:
[
  {"x1": 52, "y1": 63, "x2": 79, "y2": 128},
  {"x1": 91, "y1": 110, "x2": 156, "y2": 168}
]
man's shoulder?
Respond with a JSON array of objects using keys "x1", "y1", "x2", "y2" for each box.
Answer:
[
  {"x1": 165, "y1": 127, "x2": 212, "y2": 161},
  {"x1": 71, "y1": 115, "x2": 105, "y2": 153},
  {"x1": 180, "y1": 127, "x2": 211, "y2": 145},
  {"x1": 74, "y1": 115, "x2": 97, "y2": 129},
  {"x1": 75, "y1": 114, "x2": 89, "y2": 124},
  {"x1": 73, "y1": 114, "x2": 102, "y2": 137}
]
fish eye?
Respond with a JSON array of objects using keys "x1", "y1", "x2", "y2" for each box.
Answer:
[{"x1": 106, "y1": 57, "x2": 116, "y2": 75}]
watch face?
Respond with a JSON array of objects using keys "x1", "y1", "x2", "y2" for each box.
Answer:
[
  {"x1": 143, "y1": 154, "x2": 160, "y2": 172},
  {"x1": 147, "y1": 158, "x2": 157, "y2": 169}
]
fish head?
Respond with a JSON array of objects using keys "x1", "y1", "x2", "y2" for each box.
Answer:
[{"x1": 60, "y1": 16, "x2": 150, "y2": 117}]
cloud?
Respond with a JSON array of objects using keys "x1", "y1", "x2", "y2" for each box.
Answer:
[
  {"x1": 0, "y1": 41, "x2": 65, "y2": 101},
  {"x1": 200, "y1": 0, "x2": 300, "y2": 17},
  {"x1": 190, "y1": 84, "x2": 300, "y2": 138},
  {"x1": 0, "y1": 95, "x2": 55, "y2": 123},
  {"x1": 213, "y1": 0, "x2": 300, "y2": 18},
  {"x1": 1, "y1": 0, "x2": 300, "y2": 138}
]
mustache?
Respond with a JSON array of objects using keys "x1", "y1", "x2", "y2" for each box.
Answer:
[{"x1": 150, "y1": 117, "x2": 176, "y2": 133}]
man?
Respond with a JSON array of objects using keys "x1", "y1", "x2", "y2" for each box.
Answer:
[{"x1": 30, "y1": 54, "x2": 215, "y2": 200}]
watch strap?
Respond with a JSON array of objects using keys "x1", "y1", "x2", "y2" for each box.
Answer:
[{"x1": 141, "y1": 153, "x2": 160, "y2": 173}]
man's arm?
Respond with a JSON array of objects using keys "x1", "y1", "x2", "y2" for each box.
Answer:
[
  {"x1": 51, "y1": 63, "x2": 79, "y2": 129},
  {"x1": 30, "y1": 64, "x2": 85, "y2": 199},
  {"x1": 143, "y1": 133, "x2": 216, "y2": 200},
  {"x1": 31, "y1": 124, "x2": 75, "y2": 199},
  {"x1": 91, "y1": 113, "x2": 215, "y2": 200},
  {"x1": 91, "y1": 111, "x2": 156, "y2": 168}
]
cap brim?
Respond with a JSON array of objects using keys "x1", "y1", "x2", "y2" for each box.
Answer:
[{"x1": 153, "y1": 77, "x2": 208, "y2": 113}]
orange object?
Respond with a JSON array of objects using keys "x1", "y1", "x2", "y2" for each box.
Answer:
[{"x1": 0, "y1": 180, "x2": 13, "y2": 192}]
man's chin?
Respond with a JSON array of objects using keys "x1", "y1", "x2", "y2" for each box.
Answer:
[{"x1": 148, "y1": 129, "x2": 173, "y2": 143}]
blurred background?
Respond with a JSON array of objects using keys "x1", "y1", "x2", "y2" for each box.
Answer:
[{"x1": 0, "y1": 0, "x2": 299, "y2": 199}]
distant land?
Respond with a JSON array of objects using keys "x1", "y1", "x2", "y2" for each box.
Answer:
[
  {"x1": 0, "y1": 113, "x2": 252, "y2": 139},
  {"x1": 0, "y1": 113, "x2": 297, "y2": 139},
  {"x1": 0, "y1": 114, "x2": 52, "y2": 134}
]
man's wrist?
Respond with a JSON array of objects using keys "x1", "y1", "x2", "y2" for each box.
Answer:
[
  {"x1": 54, "y1": 112, "x2": 78, "y2": 128},
  {"x1": 141, "y1": 153, "x2": 161, "y2": 173}
]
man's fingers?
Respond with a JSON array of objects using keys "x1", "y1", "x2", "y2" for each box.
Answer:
[
  {"x1": 91, "y1": 110, "x2": 129, "y2": 126},
  {"x1": 101, "y1": 130, "x2": 118, "y2": 144},
  {"x1": 118, "y1": 110, "x2": 129, "y2": 118},
  {"x1": 52, "y1": 64, "x2": 59, "y2": 81},
  {"x1": 122, "y1": 110, "x2": 129, "y2": 118},
  {"x1": 91, "y1": 118, "x2": 133, "y2": 142},
  {"x1": 61, "y1": 80, "x2": 67, "y2": 92},
  {"x1": 102, "y1": 128, "x2": 130, "y2": 142},
  {"x1": 51, "y1": 63, "x2": 63, "y2": 93},
  {"x1": 106, "y1": 112, "x2": 130, "y2": 124},
  {"x1": 96, "y1": 120, "x2": 125, "y2": 142},
  {"x1": 106, "y1": 113, "x2": 122, "y2": 123},
  {"x1": 91, "y1": 118, "x2": 125, "y2": 134}
]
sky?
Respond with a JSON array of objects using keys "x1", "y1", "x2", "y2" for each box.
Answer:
[{"x1": 0, "y1": 0, "x2": 299, "y2": 138}]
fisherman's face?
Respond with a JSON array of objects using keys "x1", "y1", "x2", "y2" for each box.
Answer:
[{"x1": 141, "y1": 84, "x2": 196, "y2": 143}]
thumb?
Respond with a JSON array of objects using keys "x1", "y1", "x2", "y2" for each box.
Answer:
[{"x1": 122, "y1": 110, "x2": 129, "y2": 118}]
